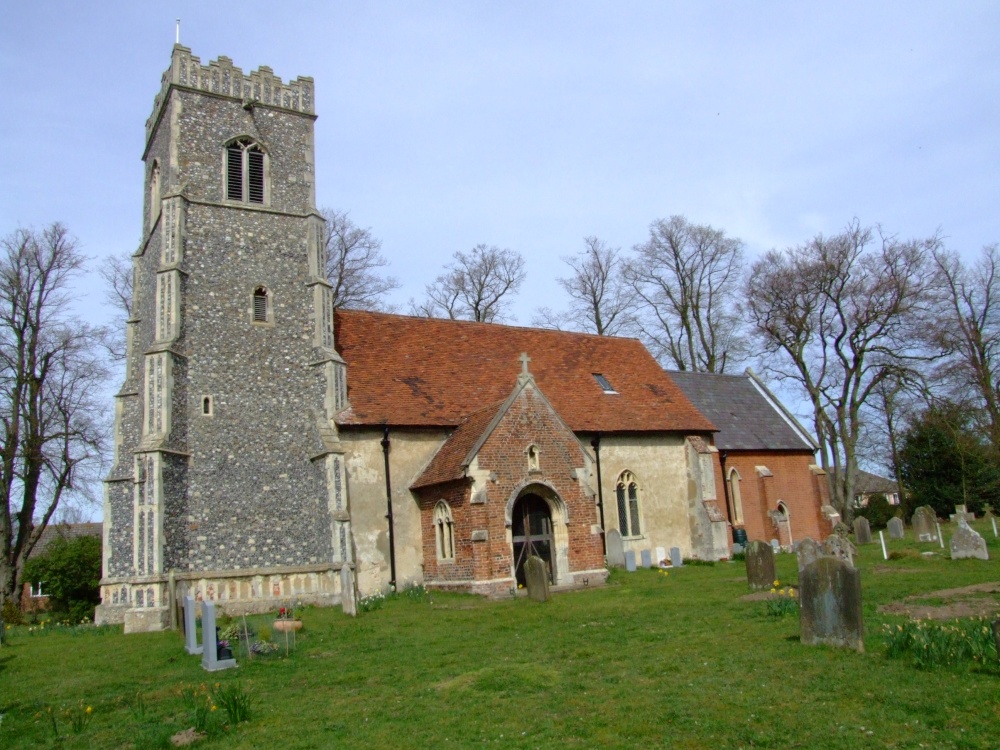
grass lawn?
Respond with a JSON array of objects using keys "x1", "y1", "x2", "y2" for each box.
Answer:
[{"x1": 1, "y1": 523, "x2": 998, "y2": 749}]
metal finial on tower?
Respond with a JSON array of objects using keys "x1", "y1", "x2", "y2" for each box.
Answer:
[{"x1": 176, "y1": 19, "x2": 181, "y2": 44}]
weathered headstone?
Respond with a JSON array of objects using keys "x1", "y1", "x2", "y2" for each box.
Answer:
[
  {"x1": 796, "y1": 538, "x2": 822, "y2": 572},
  {"x1": 731, "y1": 542, "x2": 744, "y2": 555},
  {"x1": 655, "y1": 546, "x2": 666, "y2": 567},
  {"x1": 799, "y1": 555, "x2": 864, "y2": 652},
  {"x1": 853, "y1": 516, "x2": 873, "y2": 545},
  {"x1": 606, "y1": 529, "x2": 625, "y2": 568},
  {"x1": 950, "y1": 517, "x2": 990, "y2": 560},
  {"x1": 670, "y1": 547, "x2": 683, "y2": 568},
  {"x1": 200, "y1": 601, "x2": 236, "y2": 671},
  {"x1": 624, "y1": 550, "x2": 637, "y2": 572},
  {"x1": 340, "y1": 565, "x2": 357, "y2": 617},
  {"x1": 832, "y1": 522, "x2": 851, "y2": 540},
  {"x1": 183, "y1": 596, "x2": 202, "y2": 655},
  {"x1": 745, "y1": 540, "x2": 776, "y2": 590},
  {"x1": 887, "y1": 517, "x2": 905, "y2": 540},
  {"x1": 950, "y1": 504, "x2": 976, "y2": 523},
  {"x1": 911, "y1": 505, "x2": 939, "y2": 542},
  {"x1": 770, "y1": 539, "x2": 781, "y2": 554},
  {"x1": 640, "y1": 549, "x2": 652, "y2": 568},
  {"x1": 524, "y1": 556, "x2": 550, "y2": 602},
  {"x1": 822, "y1": 534, "x2": 856, "y2": 567}
]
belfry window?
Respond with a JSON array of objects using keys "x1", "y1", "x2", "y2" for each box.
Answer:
[
  {"x1": 226, "y1": 138, "x2": 266, "y2": 204},
  {"x1": 252, "y1": 286, "x2": 271, "y2": 324},
  {"x1": 615, "y1": 470, "x2": 642, "y2": 537}
]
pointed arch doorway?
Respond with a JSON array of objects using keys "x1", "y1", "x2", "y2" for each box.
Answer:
[{"x1": 511, "y1": 493, "x2": 553, "y2": 586}]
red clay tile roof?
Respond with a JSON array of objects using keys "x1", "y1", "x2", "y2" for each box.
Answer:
[
  {"x1": 410, "y1": 400, "x2": 505, "y2": 489},
  {"x1": 334, "y1": 310, "x2": 716, "y2": 433}
]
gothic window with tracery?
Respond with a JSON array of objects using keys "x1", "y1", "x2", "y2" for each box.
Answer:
[
  {"x1": 615, "y1": 470, "x2": 642, "y2": 537},
  {"x1": 434, "y1": 501, "x2": 455, "y2": 561},
  {"x1": 225, "y1": 137, "x2": 266, "y2": 204}
]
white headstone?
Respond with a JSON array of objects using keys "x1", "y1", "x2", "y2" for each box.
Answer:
[
  {"x1": 183, "y1": 596, "x2": 202, "y2": 655},
  {"x1": 655, "y1": 546, "x2": 666, "y2": 566}
]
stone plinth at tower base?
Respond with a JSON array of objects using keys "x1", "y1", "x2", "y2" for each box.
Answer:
[
  {"x1": 799, "y1": 556, "x2": 864, "y2": 652},
  {"x1": 124, "y1": 607, "x2": 170, "y2": 633}
]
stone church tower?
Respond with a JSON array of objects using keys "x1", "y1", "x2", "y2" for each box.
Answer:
[{"x1": 96, "y1": 47, "x2": 352, "y2": 632}]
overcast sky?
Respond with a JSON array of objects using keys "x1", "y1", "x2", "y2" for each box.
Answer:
[{"x1": 2, "y1": 2, "x2": 997, "y2": 326}]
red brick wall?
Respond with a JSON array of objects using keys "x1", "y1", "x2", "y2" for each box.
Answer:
[
  {"x1": 416, "y1": 385, "x2": 604, "y2": 592},
  {"x1": 715, "y1": 450, "x2": 830, "y2": 544}
]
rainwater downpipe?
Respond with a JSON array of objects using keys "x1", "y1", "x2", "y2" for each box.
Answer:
[
  {"x1": 720, "y1": 450, "x2": 733, "y2": 540},
  {"x1": 591, "y1": 434, "x2": 607, "y2": 556},
  {"x1": 381, "y1": 426, "x2": 397, "y2": 589}
]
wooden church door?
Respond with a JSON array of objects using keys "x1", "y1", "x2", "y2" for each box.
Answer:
[{"x1": 512, "y1": 494, "x2": 553, "y2": 585}]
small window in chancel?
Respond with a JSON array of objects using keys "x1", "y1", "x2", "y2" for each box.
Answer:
[
  {"x1": 434, "y1": 501, "x2": 455, "y2": 561},
  {"x1": 615, "y1": 471, "x2": 642, "y2": 537}
]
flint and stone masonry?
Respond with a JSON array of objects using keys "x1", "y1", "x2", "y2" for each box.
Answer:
[{"x1": 96, "y1": 46, "x2": 352, "y2": 632}]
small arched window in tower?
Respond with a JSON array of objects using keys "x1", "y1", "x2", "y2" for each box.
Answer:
[
  {"x1": 615, "y1": 470, "x2": 642, "y2": 537},
  {"x1": 149, "y1": 161, "x2": 161, "y2": 226},
  {"x1": 201, "y1": 395, "x2": 213, "y2": 417},
  {"x1": 434, "y1": 501, "x2": 455, "y2": 562},
  {"x1": 252, "y1": 286, "x2": 271, "y2": 324},
  {"x1": 225, "y1": 138, "x2": 266, "y2": 204}
]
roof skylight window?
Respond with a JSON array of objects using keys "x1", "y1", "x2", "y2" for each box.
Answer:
[{"x1": 593, "y1": 373, "x2": 617, "y2": 394}]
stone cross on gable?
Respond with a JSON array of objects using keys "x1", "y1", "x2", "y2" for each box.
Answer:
[{"x1": 519, "y1": 352, "x2": 531, "y2": 375}]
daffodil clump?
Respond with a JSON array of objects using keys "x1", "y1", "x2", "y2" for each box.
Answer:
[
  {"x1": 882, "y1": 617, "x2": 998, "y2": 669},
  {"x1": 764, "y1": 580, "x2": 799, "y2": 617}
]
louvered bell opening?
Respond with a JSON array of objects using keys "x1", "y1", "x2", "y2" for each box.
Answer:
[
  {"x1": 247, "y1": 148, "x2": 265, "y2": 203},
  {"x1": 226, "y1": 144, "x2": 244, "y2": 201},
  {"x1": 253, "y1": 289, "x2": 268, "y2": 322}
]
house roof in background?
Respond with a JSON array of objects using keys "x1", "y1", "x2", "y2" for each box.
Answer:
[
  {"x1": 29, "y1": 522, "x2": 102, "y2": 559},
  {"x1": 854, "y1": 470, "x2": 900, "y2": 495},
  {"x1": 668, "y1": 369, "x2": 816, "y2": 452},
  {"x1": 334, "y1": 310, "x2": 716, "y2": 434}
]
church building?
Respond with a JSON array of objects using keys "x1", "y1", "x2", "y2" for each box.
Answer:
[{"x1": 96, "y1": 47, "x2": 831, "y2": 632}]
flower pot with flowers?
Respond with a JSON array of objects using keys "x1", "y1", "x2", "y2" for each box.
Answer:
[{"x1": 273, "y1": 606, "x2": 302, "y2": 632}]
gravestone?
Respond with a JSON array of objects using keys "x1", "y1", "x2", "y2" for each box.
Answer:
[
  {"x1": 796, "y1": 538, "x2": 822, "y2": 572},
  {"x1": 606, "y1": 529, "x2": 625, "y2": 568},
  {"x1": 770, "y1": 539, "x2": 781, "y2": 554},
  {"x1": 524, "y1": 556, "x2": 550, "y2": 602},
  {"x1": 911, "y1": 505, "x2": 938, "y2": 542},
  {"x1": 183, "y1": 596, "x2": 202, "y2": 655},
  {"x1": 853, "y1": 517, "x2": 873, "y2": 545},
  {"x1": 655, "y1": 546, "x2": 666, "y2": 567},
  {"x1": 340, "y1": 566, "x2": 357, "y2": 617},
  {"x1": 950, "y1": 504, "x2": 976, "y2": 523},
  {"x1": 670, "y1": 547, "x2": 683, "y2": 568},
  {"x1": 624, "y1": 550, "x2": 637, "y2": 572},
  {"x1": 950, "y1": 518, "x2": 989, "y2": 560},
  {"x1": 799, "y1": 555, "x2": 864, "y2": 652},
  {"x1": 822, "y1": 534, "x2": 856, "y2": 567},
  {"x1": 731, "y1": 543, "x2": 744, "y2": 555},
  {"x1": 832, "y1": 522, "x2": 851, "y2": 540},
  {"x1": 745, "y1": 540, "x2": 776, "y2": 590},
  {"x1": 200, "y1": 601, "x2": 236, "y2": 671},
  {"x1": 887, "y1": 517, "x2": 905, "y2": 540},
  {"x1": 640, "y1": 549, "x2": 652, "y2": 568}
]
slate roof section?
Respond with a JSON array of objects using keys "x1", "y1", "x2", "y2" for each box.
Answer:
[
  {"x1": 410, "y1": 400, "x2": 505, "y2": 489},
  {"x1": 334, "y1": 310, "x2": 716, "y2": 433},
  {"x1": 668, "y1": 369, "x2": 816, "y2": 452},
  {"x1": 28, "y1": 522, "x2": 102, "y2": 559},
  {"x1": 854, "y1": 470, "x2": 899, "y2": 495}
]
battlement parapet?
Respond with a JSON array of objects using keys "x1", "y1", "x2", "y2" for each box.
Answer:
[{"x1": 146, "y1": 45, "x2": 314, "y2": 141}]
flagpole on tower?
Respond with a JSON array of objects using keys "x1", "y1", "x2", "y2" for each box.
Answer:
[{"x1": 176, "y1": 19, "x2": 181, "y2": 45}]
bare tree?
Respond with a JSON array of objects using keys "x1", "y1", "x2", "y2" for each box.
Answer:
[
  {"x1": 626, "y1": 216, "x2": 747, "y2": 372},
  {"x1": 532, "y1": 237, "x2": 635, "y2": 336},
  {"x1": 98, "y1": 250, "x2": 133, "y2": 362},
  {"x1": 746, "y1": 221, "x2": 939, "y2": 517},
  {"x1": 412, "y1": 244, "x2": 526, "y2": 323},
  {"x1": 0, "y1": 224, "x2": 110, "y2": 608},
  {"x1": 323, "y1": 208, "x2": 400, "y2": 311},
  {"x1": 928, "y1": 244, "x2": 1000, "y2": 452}
]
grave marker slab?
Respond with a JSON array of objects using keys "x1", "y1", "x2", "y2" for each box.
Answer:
[
  {"x1": 341, "y1": 566, "x2": 357, "y2": 617},
  {"x1": 887, "y1": 517, "x2": 905, "y2": 540},
  {"x1": 950, "y1": 518, "x2": 989, "y2": 560},
  {"x1": 745, "y1": 540, "x2": 776, "y2": 590},
  {"x1": 183, "y1": 596, "x2": 202, "y2": 655},
  {"x1": 770, "y1": 539, "x2": 781, "y2": 554},
  {"x1": 950, "y1": 504, "x2": 976, "y2": 523},
  {"x1": 853, "y1": 517, "x2": 873, "y2": 545},
  {"x1": 796, "y1": 538, "x2": 822, "y2": 572},
  {"x1": 640, "y1": 549, "x2": 652, "y2": 568},
  {"x1": 200, "y1": 601, "x2": 236, "y2": 671},
  {"x1": 911, "y1": 505, "x2": 938, "y2": 542},
  {"x1": 625, "y1": 550, "x2": 637, "y2": 572},
  {"x1": 799, "y1": 556, "x2": 864, "y2": 652},
  {"x1": 606, "y1": 529, "x2": 625, "y2": 568},
  {"x1": 670, "y1": 547, "x2": 683, "y2": 568},
  {"x1": 655, "y1": 546, "x2": 666, "y2": 567},
  {"x1": 525, "y1": 556, "x2": 550, "y2": 602},
  {"x1": 822, "y1": 534, "x2": 856, "y2": 567}
]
